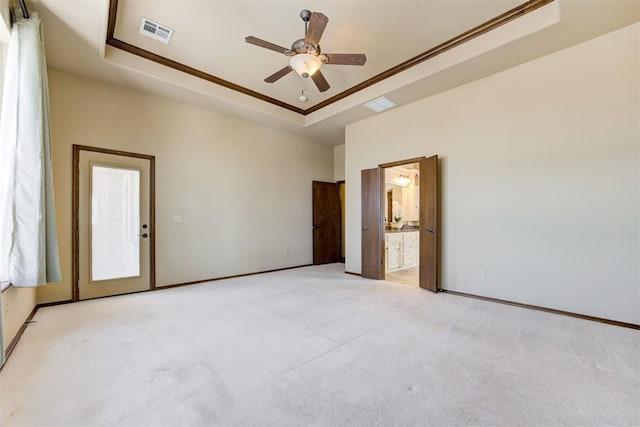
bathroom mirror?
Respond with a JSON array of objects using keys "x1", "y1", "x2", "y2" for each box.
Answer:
[{"x1": 385, "y1": 184, "x2": 405, "y2": 223}]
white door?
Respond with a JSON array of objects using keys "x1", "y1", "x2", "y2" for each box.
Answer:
[{"x1": 77, "y1": 148, "x2": 153, "y2": 300}]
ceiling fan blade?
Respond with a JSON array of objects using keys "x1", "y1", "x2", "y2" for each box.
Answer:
[
  {"x1": 264, "y1": 66, "x2": 293, "y2": 83},
  {"x1": 305, "y1": 12, "x2": 329, "y2": 46},
  {"x1": 311, "y1": 70, "x2": 330, "y2": 92},
  {"x1": 324, "y1": 53, "x2": 367, "y2": 66},
  {"x1": 245, "y1": 36, "x2": 289, "y2": 54}
]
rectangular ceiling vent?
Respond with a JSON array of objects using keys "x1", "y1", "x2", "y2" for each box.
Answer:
[
  {"x1": 363, "y1": 96, "x2": 397, "y2": 113},
  {"x1": 139, "y1": 17, "x2": 173, "y2": 44}
]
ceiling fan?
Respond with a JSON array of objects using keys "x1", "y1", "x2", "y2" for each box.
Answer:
[{"x1": 245, "y1": 9, "x2": 367, "y2": 96}]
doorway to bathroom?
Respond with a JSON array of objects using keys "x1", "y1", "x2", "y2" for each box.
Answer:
[
  {"x1": 384, "y1": 162, "x2": 420, "y2": 286},
  {"x1": 361, "y1": 155, "x2": 438, "y2": 292}
]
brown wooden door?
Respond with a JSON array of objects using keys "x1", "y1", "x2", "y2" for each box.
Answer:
[
  {"x1": 312, "y1": 181, "x2": 341, "y2": 264},
  {"x1": 419, "y1": 155, "x2": 438, "y2": 292},
  {"x1": 361, "y1": 168, "x2": 384, "y2": 279}
]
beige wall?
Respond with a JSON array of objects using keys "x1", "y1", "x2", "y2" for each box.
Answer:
[
  {"x1": 38, "y1": 69, "x2": 333, "y2": 303},
  {"x1": 2, "y1": 287, "x2": 35, "y2": 352},
  {"x1": 345, "y1": 23, "x2": 640, "y2": 324}
]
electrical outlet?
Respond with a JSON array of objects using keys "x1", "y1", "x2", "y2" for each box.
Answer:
[
  {"x1": 175, "y1": 261, "x2": 182, "y2": 269},
  {"x1": 479, "y1": 269, "x2": 486, "y2": 279},
  {"x1": 285, "y1": 250, "x2": 290, "y2": 257}
]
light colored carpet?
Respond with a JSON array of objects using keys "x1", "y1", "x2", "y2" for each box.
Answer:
[{"x1": 0, "y1": 264, "x2": 638, "y2": 426}]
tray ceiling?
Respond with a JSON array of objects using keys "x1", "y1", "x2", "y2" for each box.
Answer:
[
  {"x1": 109, "y1": 0, "x2": 536, "y2": 113},
  {"x1": 14, "y1": 0, "x2": 640, "y2": 145}
]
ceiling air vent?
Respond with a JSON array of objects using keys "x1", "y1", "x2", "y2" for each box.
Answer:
[
  {"x1": 139, "y1": 17, "x2": 173, "y2": 44},
  {"x1": 363, "y1": 96, "x2": 397, "y2": 113}
]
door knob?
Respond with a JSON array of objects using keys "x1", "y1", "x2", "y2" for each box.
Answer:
[
  {"x1": 426, "y1": 229, "x2": 435, "y2": 234},
  {"x1": 142, "y1": 224, "x2": 148, "y2": 229},
  {"x1": 141, "y1": 233, "x2": 149, "y2": 238},
  {"x1": 312, "y1": 224, "x2": 320, "y2": 229},
  {"x1": 362, "y1": 227, "x2": 369, "y2": 231}
]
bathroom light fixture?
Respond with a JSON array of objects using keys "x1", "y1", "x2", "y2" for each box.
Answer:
[{"x1": 395, "y1": 174, "x2": 411, "y2": 186}]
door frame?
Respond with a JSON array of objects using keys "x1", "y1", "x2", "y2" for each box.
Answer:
[
  {"x1": 337, "y1": 180, "x2": 345, "y2": 263},
  {"x1": 378, "y1": 156, "x2": 439, "y2": 291},
  {"x1": 72, "y1": 145, "x2": 156, "y2": 301}
]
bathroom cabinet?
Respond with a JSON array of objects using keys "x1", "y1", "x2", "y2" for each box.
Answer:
[
  {"x1": 387, "y1": 238, "x2": 401, "y2": 270},
  {"x1": 385, "y1": 231, "x2": 419, "y2": 273}
]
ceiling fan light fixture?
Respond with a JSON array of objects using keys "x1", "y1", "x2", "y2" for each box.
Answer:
[
  {"x1": 290, "y1": 53, "x2": 322, "y2": 78},
  {"x1": 246, "y1": 10, "x2": 365, "y2": 92}
]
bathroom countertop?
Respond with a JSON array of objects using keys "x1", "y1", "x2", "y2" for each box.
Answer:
[{"x1": 385, "y1": 227, "x2": 419, "y2": 233}]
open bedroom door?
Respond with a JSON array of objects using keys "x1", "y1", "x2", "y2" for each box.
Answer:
[
  {"x1": 419, "y1": 155, "x2": 438, "y2": 292},
  {"x1": 361, "y1": 167, "x2": 384, "y2": 279}
]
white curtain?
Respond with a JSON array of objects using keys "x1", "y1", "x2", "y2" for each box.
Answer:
[{"x1": 0, "y1": 8, "x2": 60, "y2": 288}]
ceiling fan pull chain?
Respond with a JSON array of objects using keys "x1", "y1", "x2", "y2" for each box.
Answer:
[{"x1": 299, "y1": 77, "x2": 308, "y2": 103}]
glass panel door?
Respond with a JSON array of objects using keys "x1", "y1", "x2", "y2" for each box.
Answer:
[
  {"x1": 77, "y1": 148, "x2": 152, "y2": 300},
  {"x1": 90, "y1": 164, "x2": 141, "y2": 282}
]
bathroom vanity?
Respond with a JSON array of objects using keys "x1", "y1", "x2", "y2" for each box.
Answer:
[{"x1": 385, "y1": 230, "x2": 419, "y2": 272}]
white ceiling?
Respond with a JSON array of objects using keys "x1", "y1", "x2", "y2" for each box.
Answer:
[{"x1": 11, "y1": 0, "x2": 640, "y2": 145}]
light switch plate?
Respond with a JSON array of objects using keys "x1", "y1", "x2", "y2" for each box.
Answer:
[{"x1": 174, "y1": 215, "x2": 183, "y2": 223}]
